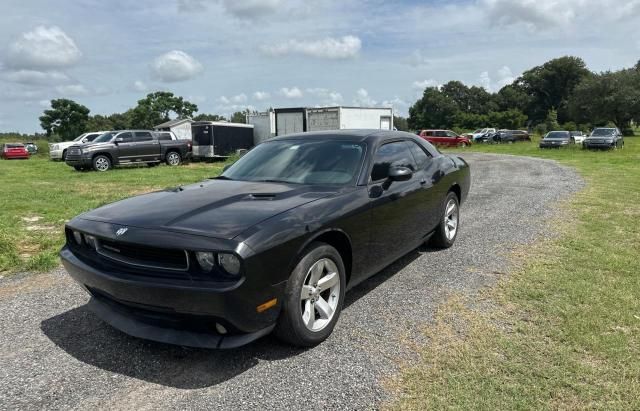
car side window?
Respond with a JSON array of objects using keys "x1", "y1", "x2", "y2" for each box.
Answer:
[
  {"x1": 407, "y1": 141, "x2": 430, "y2": 170},
  {"x1": 435, "y1": 131, "x2": 447, "y2": 137},
  {"x1": 426, "y1": 131, "x2": 434, "y2": 136},
  {"x1": 134, "y1": 131, "x2": 153, "y2": 142},
  {"x1": 370, "y1": 141, "x2": 417, "y2": 182},
  {"x1": 156, "y1": 133, "x2": 172, "y2": 141},
  {"x1": 117, "y1": 132, "x2": 133, "y2": 142},
  {"x1": 445, "y1": 131, "x2": 457, "y2": 137}
]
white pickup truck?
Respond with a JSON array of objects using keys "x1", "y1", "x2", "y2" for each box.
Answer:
[{"x1": 49, "y1": 131, "x2": 106, "y2": 161}]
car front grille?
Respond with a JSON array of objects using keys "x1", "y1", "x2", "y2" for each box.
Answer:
[{"x1": 97, "y1": 239, "x2": 189, "y2": 271}]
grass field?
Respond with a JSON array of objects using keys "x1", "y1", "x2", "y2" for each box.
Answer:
[
  {"x1": 392, "y1": 136, "x2": 640, "y2": 409},
  {"x1": 0, "y1": 141, "x2": 227, "y2": 274}
]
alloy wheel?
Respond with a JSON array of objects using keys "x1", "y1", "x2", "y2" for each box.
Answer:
[
  {"x1": 300, "y1": 258, "x2": 341, "y2": 332},
  {"x1": 95, "y1": 157, "x2": 110, "y2": 171},
  {"x1": 167, "y1": 152, "x2": 180, "y2": 165},
  {"x1": 444, "y1": 199, "x2": 458, "y2": 240}
]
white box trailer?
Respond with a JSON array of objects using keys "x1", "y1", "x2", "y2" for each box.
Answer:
[
  {"x1": 306, "y1": 106, "x2": 393, "y2": 131},
  {"x1": 247, "y1": 106, "x2": 394, "y2": 141},
  {"x1": 247, "y1": 110, "x2": 276, "y2": 145}
]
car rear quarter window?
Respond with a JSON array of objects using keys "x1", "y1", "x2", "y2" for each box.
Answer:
[
  {"x1": 156, "y1": 132, "x2": 173, "y2": 141},
  {"x1": 435, "y1": 131, "x2": 447, "y2": 137},
  {"x1": 370, "y1": 141, "x2": 417, "y2": 182},
  {"x1": 407, "y1": 141, "x2": 430, "y2": 169},
  {"x1": 134, "y1": 131, "x2": 153, "y2": 142}
]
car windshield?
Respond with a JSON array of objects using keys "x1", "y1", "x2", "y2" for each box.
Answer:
[
  {"x1": 546, "y1": 131, "x2": 569, "y2": 139},
  {"x1": 73, "y1": 134, "x2": 86, "y2": 142},
  {"x1": 221, "y1": 139, "x2": 366, "y2": 185},
  {"x1": 6, "y1": 144, "x2": 24, "y2": 148},
  {"x1": 591, "y1": 129, "x2": 615, "y2": 136},
  {"x1": 92, "y1": 132, "x2": 116, "y2": 143}
]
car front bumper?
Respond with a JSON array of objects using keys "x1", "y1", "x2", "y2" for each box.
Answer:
[
  {"x1": 539, "y1": 141, "x2": 569, "y2": 148},
  {"x1": 583, "y1": 141, "x2": 616, "y2": 149},
  {"x1": 60, "y1": 246, "x2": 285, "y2": 348}
]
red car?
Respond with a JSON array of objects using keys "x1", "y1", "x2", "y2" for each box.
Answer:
[
  {"x1": 1, "y1": 143, "x2": 30, "y2": 160},
  {"x1": 419, "y1": 130, "x2": 472, "y2": 147}
]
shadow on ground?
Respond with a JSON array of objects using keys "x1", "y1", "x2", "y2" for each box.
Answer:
[{"x1": 41, "y1": 248, "x2": 422, "y2": 389}]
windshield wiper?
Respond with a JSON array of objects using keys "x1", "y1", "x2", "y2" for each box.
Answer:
[{"x1": 257, "y1": 179, "x2": 296, "y2": 184}]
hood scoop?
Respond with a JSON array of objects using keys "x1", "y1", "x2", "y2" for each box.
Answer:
[{"x1": 248, "y1": 193, "x2": 277, "y2": 200}]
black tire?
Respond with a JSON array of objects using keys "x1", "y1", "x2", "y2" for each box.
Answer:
[
  {"x1": 429, "y1": 191, "x2": 460, "y2": 249},
  {"x1": 275, "y1": 242, "x2": 346, "y2": 347},
  {"x1": 73, "y1": 166, "x2": 83, "y2": 171},
  {"x1": 166, "y1": 151, "x2": 181, "y2": 166},
  {"x1": 147, "y1": 162, "x2": 159, "y2": 167},
  {"x1": 62, "y1": 150, "x2": 67, "y2": 161},
  {"x1": 92, "y1": 155, "x2": 111, "y2": 172}
]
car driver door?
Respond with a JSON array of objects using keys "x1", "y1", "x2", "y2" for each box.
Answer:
[{"x1": 367, "y1": 141, "x2": 427, "y2": 266}]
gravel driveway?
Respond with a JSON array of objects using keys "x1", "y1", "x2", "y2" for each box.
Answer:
[{"x1": 0, "y1": 153, "x2": 581, "y2": 410}]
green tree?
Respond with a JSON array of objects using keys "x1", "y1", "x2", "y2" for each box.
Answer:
[
  {"x1": 393, "y1": 115, "x2": 409, "y2": 131},
  {"x1": 440, "y1": 81, "x2": 498, "y2": 115},
  {"x1": 568, "y1": 68, "x2": 640, "y2": 133},
  {"x1": 517, "y1": 56, "x2": 590, "y2": 123},
  {"x1": 488, "y1": 109, "x2": 528, "y2": 130},
  {"x1": 39, "y1": 99, "x2": 90, "y2": 140},
  {"x1": 409, "y1": 87, "x2": 458, "y2": 130},
  {"x1": 544, "y1": 108, "x2": 560, "y2": 131},
  {"x1": 129, "y1": 91, "x2": 199, "y2": 129},
  {"x1": 193, "y1": 113, "x2": 226, "y2": 122}
]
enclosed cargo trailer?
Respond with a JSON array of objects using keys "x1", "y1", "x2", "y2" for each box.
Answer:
[{"x1": 191, "y1": 121, "x2": 254, "y2": 159}]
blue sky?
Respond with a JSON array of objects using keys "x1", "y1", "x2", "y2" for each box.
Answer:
[{"x1": 1, "y1": 0, "x2": 638, "y2": 133}]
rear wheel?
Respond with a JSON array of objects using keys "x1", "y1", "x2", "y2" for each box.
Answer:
[
  {"x1": 62, "y1": 150, "x2": 67, "y2": 161},
  {"x1": 275, "y1": 242, "x2": 346, "y2": 347},
  {"x1": 92, "y1": 155, "x2": 111, "y2": 172},
  {"x1": 166, "y1": 151, "x2": 181, "y2": 166},
  {"x1": 429, "y1": 191, "x2": 460, "y2": 249}
]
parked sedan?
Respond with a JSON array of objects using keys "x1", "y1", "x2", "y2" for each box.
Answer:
[
  {"x1": 1, "y1": 143, "x2": 30, "y2": 159},
  {"x1": 61, "y1": 130, "x2": 471, "y2": 348},
  {"x1": 583, "y1": 128, "x2": 624, "y2": 150},
  {"x1": 419, "y1": 129, "x2": 472, "y2": 147},
  {"x1": 485, "y1": 130, "x2": 530, "y2": 143},
  {"x1": 539, "y1": 131, "x2": 571, "y2": 148}
]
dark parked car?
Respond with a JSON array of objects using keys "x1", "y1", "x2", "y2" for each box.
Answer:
[
  {"x1": 61, "y1": 130, "x2": 471, "y2": 348},
  {"x1": 539, "y1": 131, "x2": 572, "y2": 148},
  {"x1": 484, "y1": 130, "x2": 530, "y2": 143},
  {"x1": 583, "y1": 128, "x2": 624, "y2": 150},
  {"x1": 65, "y1": 130, "x2": 191, "y2": 171},
  {"x1": 24, "y1": 142, "x2": 38, "y2": 154}
]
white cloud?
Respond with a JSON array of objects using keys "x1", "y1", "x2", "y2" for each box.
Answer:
[
  {"x1": 412, "y1": 79, "x2": 439, "y2": 89},
  {"x1": 151, "y1": 50, "x2": 203, "y2": 82},
  {"x1": 306, "y1": 88, "x2": 343, "y2": 105},
  {"x1": 261, "y1": 36, "x2": 361, "y2": 59},
  {"x1": 7, "y1": 26, "x2": 81, "y2": 69},
  {"x1": 479, "y1": 71, "x2": 491, "y2": 91},
  {"x1": 496, "y1": 66, "x2": 515, "y2": 89},
  {"x1": 231, "y1": 93, "x2": 247, "y2": 103},
  {"x1": 353, "y1": 88, "x2": 377, "y2": 106},
  {"x1": 132, "y1": 80, "x2": 147, "y2": 92},
  {"x1": 2, "y1": 70, "x2": 69, "y2": 85},
  {"x1": 280, "y1": 87, "x2": 303, "y2": 98},
  {"x1": 253, "y1": 91, "x2": 271, "y2": 100},
  {"x1": 55, "y1": 84, "x2": 89, "y2": 96},
  {"x1": 481, "y1": 0, "x2": 640, "y2": 28}
]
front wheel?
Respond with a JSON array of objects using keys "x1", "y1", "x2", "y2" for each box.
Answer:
[
  {"x1": 275, "y1": 242, "x2": 346, "y2": 347},
  {"x1": 458, "y1": 142, "x2": 467, "y2": 148},
  {"x1": 92, "y1": 155, "x2": 111, "y2": 172},
  {"x1": 429, "y1": 192, "x2": 460, "y2": 249},
  {"x1": 166, "y1": 151, "x2": 181, "y2": 166}
]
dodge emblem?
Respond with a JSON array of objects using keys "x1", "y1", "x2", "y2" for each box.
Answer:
[{"x1": 115, "y1": 227, "x2": 128, "y2": 236}]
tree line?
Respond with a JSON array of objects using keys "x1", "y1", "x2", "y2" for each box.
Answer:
[
  {"x1": 39, "y1": 91, "x2": 249, "y2": 141},
  {"x1": 409, "y1": 56, "x2": 640, "y2": 135}
]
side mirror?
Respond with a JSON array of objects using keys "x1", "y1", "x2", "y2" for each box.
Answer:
[
  {"x1": 114, "y1": 137, "x2": 124, "y2": 144},
  {"x1": 389, "y1": 166, "x2": 413, "y2": 182}
]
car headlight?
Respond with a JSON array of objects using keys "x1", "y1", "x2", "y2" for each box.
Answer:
[
  {"x1": 72, "y1": 230, "x2": 83, "y2": 245},
  {"x1": 605, "y1": 139, "x2": 613, "y2": 143},
  {"x1": 195, "y1": 251, "x2": 216, "y2": 272},
  {"x1": 218, "y1": 253, "x2": 241, "y2": 275},
  {"x1": 84, "y1": 235, "x2": 98, "y2": 250}
]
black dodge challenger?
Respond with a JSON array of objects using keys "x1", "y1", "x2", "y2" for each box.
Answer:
[{"x1": 61, "y1": 130, "x2": 471, "y2": 348}]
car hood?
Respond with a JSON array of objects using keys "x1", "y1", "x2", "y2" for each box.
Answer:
[{"x1": 77, "y1": 179, "x2": 339, "y2": 240}]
